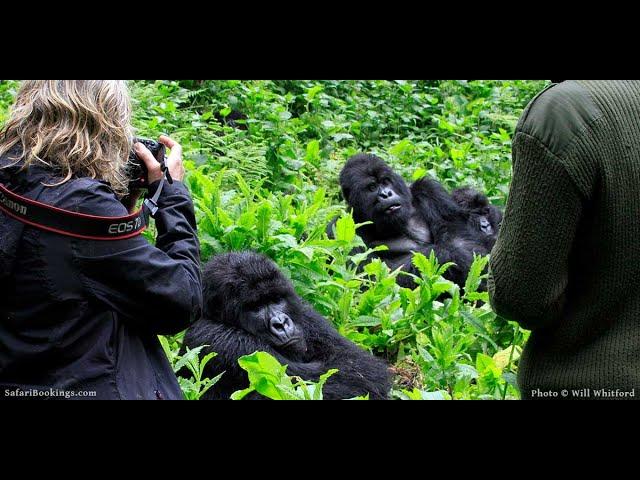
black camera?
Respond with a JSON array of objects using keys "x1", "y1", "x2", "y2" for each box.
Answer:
[{"x1": 127, "y1": 138, "x2": 166, "y2": 190}]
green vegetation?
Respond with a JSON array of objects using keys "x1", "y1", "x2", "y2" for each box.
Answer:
[{"x1": 0, "y1": 80, "x2": 547, "y2": 399}]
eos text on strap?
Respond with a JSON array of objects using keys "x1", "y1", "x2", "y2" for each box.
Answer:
[{"x1": 0, "y1": 182, "x2": 148, "y2": 240}]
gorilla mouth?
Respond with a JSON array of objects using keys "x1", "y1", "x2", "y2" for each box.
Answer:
[
  {"x1": 281, "y1": 337, "x2": 304, "y2": 348},
  {"x1": 385, "y1": 204, "x2": 401, "y2": 214}
]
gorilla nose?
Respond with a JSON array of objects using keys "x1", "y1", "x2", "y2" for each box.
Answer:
[
  {"x1": 379, "y1": 187, "x2": 394, "y2": 199},
  {"x1": 270, "y1": 313, "x2": 294, "y2": 337}
]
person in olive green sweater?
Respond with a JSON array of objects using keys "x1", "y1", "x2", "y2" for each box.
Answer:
[{"x1": 488, "y1": 80, "x2": 640, "y2": 400}]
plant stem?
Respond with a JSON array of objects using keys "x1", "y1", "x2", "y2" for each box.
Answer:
[{"x1": 501, "y1": 323, "x2": 520, "y2": 400}]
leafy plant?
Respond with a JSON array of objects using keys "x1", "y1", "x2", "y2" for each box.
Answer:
[
  {"x1": 159, "y1": 338, "x2": 222, "y2": 400},
  {"x1": 230, "y1": 351, "x2": 345, "y2": 400}
]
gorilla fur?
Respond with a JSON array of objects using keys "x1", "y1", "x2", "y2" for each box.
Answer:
[{"x1": 181, "y1": 251, "x2": 392, "y2": 400}]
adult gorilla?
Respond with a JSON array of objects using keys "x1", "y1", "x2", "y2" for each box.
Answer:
[
  {"x1": 181, "y1": 252, "x2": 392, "y2": 400},
  {"x1": 329, "y1": 154, "x2": 502, "y2": 289}
]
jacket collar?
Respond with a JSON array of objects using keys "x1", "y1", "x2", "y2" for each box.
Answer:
[{"x1": 0, "y1": 149, "x2": 62, "y2": 190}]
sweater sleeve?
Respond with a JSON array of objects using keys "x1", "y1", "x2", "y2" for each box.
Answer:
[{"x1": 488, "y1": 131, "x2": 583, "y2": 330}]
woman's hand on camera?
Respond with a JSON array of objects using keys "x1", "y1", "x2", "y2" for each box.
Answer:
[
  {"x1": 134, "y1": 134, "x2": 185, "y2": 185},
  {"x1": 158, "y1": 135, "x2": 185, "y2": 182}
]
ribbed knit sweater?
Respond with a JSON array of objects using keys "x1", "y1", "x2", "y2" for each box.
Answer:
[{"x1": 488, "y1": 81, "x2": 640, "y2": 400}]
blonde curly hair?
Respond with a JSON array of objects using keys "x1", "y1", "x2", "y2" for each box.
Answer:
[{"x1": 0, "y1": 80, "x2": 134, "y2": 197}]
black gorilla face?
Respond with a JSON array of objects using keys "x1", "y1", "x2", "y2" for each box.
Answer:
[
  {"x1": 478, "y1": 217, "x2": 493, "y2": 235},
  {"x1": 202, "y1": 252, "x2": 308, "y2": 356},
  {"x1": 339, "y1": 154, "x2": 413, "y2": 233},
  {"x1": 451, "y1": 186, "x2": 500, "y2": 236},
  {"x1": 240, "y1": 299, "x2": 305, "y2": 350}
]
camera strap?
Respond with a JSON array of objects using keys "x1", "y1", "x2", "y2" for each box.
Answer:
[
  {"x1": 0, "y1": 179, "x2": 166, "y2": 241},
  {"x1": 141, "y1": 168, "x2": 170, "y2": 217}
]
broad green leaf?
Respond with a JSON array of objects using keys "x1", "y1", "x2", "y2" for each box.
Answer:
[
  {"x1": 493, "y1": 345, "x2": 522, "y2": 371},
  {"x1": 334, "y1": 214, "x2": 356, "y2": 243}
]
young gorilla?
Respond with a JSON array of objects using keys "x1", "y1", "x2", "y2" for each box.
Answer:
[
  {"x1": 181, "y1": 252, "x2": 392, "y2": 400},
  {"x1": 329, "y1": 154, "x2": 502, "y2": 289}
]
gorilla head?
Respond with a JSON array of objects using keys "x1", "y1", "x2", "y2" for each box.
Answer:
[
  {"x1": 202, "y1": 251, "x2": 307, "y2": 358},
  {"x1": 339, "y1": 154, "x2": 413, "y2": 235},
  {"x1": 451, "y1": 187, "x2": 501, "y2": 237}
]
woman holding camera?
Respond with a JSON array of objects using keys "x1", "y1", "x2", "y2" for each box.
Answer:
[{"x1": 0, "y1": 81, "x2": 202, "y2": 400}]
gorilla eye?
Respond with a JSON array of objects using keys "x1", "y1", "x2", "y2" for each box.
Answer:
[{"x1": 367, "y1": 182, "x2": 377, "y2": 192}]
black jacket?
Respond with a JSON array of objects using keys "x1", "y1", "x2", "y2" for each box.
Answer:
[{"x1": 0, "y1": 154, "x2": 202, "y2": 399}]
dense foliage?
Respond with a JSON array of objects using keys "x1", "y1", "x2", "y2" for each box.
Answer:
[{"x1": 0, "y1": 80, "x2": 547, "y2": 399}]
